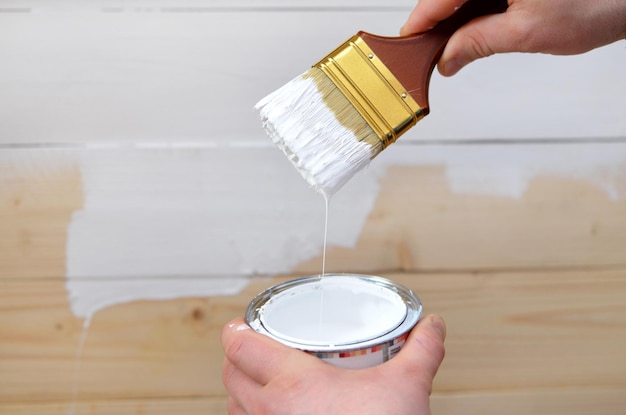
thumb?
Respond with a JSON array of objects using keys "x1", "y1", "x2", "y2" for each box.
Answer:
[
  {"x1": 439, "y1": 11, "x2": 518, "y2": 76},
  {"x1": 389, "y1": 314, "x2": 446, "y2": 388}
]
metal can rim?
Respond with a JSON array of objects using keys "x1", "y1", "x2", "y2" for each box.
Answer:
[{"x1": 245, "y1": 273, "x2": 422, "y2": 353}]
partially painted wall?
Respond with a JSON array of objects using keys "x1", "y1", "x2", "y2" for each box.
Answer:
[
  {"x1": 1, "y1": 1, "x2": 624, "y2": 319},
  {"x1": 1, "y1": 3, "x2": 625, "y2": 413}
]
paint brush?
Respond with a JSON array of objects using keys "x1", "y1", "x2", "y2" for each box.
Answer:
[{"x1": 256, "y1": 0, "x2": 508, "y2": 196}]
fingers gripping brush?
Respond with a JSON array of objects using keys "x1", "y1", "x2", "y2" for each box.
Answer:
[{"x1": 256, "y1": 0, "x2": 508, "y2": 196}]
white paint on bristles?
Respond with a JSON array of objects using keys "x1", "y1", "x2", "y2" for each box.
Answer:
[{"x1": 255, "y1": 73, "x2": 374, "y2": 197}]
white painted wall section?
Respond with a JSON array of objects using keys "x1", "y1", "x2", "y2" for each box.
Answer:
[{"x1": 61, "y1": 141, "x2": 626, "y2": 317}]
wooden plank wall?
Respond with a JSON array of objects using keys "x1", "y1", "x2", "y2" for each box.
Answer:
[{"x1": 1, "y1": 2, "x2": 625, "y2": 414}]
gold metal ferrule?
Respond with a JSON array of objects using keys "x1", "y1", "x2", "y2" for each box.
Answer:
[{"x1": 314, "y1": 35, "x2": 424, "y2": 148}]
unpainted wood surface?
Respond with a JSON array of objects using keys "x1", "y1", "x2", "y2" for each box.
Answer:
[
  {"x1": 1, "y1": 270, "x2": 626, "y2": 413},
  {"x1": 3, "y1": 387, "x2": 626, "y2": 415}
]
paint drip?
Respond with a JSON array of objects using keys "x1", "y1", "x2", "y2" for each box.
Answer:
[
  {"x1": 66, "y1": 314, "x2": 93, "y2": 415},
  {"x1": 318, "y1": 194, "x2": 330, "y2": 334}
]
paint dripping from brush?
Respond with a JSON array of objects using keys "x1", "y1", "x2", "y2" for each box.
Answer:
[
  {"x1": 318, "y1": 193, "x2": 331, "y2": 336},
  {"x1": 321, "y1": 193, "x2": 330, "y2": 278}
]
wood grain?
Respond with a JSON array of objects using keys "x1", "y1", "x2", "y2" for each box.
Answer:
[
  {"x1": 3, "y1": 147, "x2": 625, "y2": 281},
  {"x1": 0, "y1": 397, "x2": 226, "y2": 415},
  {"x1": 1, "y1": 143, "x2": 625, "y2": 414},
  {"x1": 3, "y1": 387, "x2": 626, "y2": 415},
  {"x1": 0, "y1": 160, "x2": 83, "y2": 279},
  {"x1": 1, "y1": 2, "x2": 625, "y2": 414},
  {"x1": 298, "y1": 164, "x2": 626, "y2": 272},
  {"x1": 2, "y1": 269, "x2": 625, "y2": 413}
]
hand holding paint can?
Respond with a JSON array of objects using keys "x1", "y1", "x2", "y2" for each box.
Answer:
[
  {"x1": 246, "y1": 273, "x2": 422, "y2": 369},
  {"x1": 224, "y1": 287, "x2": 445, "y2": 414}
]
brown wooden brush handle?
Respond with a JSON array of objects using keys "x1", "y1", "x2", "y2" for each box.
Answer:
[{"x1": 359, "y1": 0, "x2": 508, "y2": 113}]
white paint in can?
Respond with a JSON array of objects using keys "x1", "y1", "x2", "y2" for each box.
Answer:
[{"x1": 246, "y1": 274, "x2": 422, "y2": 369}]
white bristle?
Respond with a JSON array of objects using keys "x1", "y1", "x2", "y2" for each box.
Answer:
[{"x1": 255, "y1": 69, "x2": 380, "y2": 197}]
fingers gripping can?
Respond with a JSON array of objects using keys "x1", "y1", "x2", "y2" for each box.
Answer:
[{"x1": 246, "y1": 274, "x2": 422, "y2": 369}]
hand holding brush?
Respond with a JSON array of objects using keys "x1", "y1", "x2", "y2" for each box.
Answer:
[
  {"x1": 256, "y1": 0, "x2": 626, "y2": 197},
  {"x1": 256, "y1": 0, "x2": 508, "y2": 196},
  {"x1": 402, "y1": 0, "x2": 626, "y2": 76}
]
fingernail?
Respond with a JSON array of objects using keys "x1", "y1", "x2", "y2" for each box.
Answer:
[
  {"x1": 443, "y1": 58, "x2": 465, "y2": 76},
  {"x1": 235, "y1": 323, "x2": 250, "y2": 331},
  {"x1": 227, "y1": 322, "x2": 250, "y2": 331},
  {"x1": 430, "y1": 315, "x2": 446, "y2": 340}
]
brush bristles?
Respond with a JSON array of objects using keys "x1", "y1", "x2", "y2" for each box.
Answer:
[{"x1": 255, "y1": 67, "x2": 382, "y2": 196}]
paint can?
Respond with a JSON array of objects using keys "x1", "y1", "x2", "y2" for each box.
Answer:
[{"x1": 246, "y1": 273, "x2": 422, "y2": 369}]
